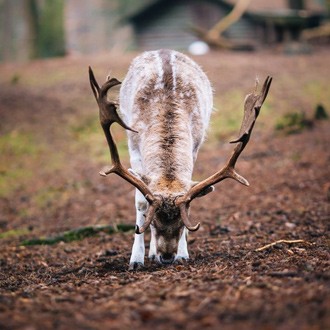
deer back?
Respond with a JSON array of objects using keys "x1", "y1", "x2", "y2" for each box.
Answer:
[{"x1": 119, "y1": 49, "x2": 213, "y2": 194}]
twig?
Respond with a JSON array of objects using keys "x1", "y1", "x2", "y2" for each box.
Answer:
[{"x1": 255, "y1": 239, "x2": 307, "y2": 252}]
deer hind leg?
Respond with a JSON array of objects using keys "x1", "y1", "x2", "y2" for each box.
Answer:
[
  {"x1": 175, "y1": 227, "x2": 189, "y2": 262},
  {"x1": 129, "y1": 189, "x2": 147, "y2": 270}
]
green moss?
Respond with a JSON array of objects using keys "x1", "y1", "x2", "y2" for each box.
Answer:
[
  {"x1": 0, "y1": 228, "x2": 30, "y2": 239},
  {"x1": 22, "y1": 224, "x2": 135, "y2": 246}
]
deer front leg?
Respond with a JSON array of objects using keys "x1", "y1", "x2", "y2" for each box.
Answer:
[
  {"x1": 176, "y1": 227, "x2": 189, "y2": 262},
  {"x1": 129, "y1": 189, "x2": 147, "y2": 270},
  {"x1": 148, "y1": 224, "x2": 157, "y2": 261}
]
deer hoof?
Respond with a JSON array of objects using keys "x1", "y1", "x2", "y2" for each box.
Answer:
[
  {"x1": 174, "y1": 256, "x2": 189, "y2": 265},
  {"x1": 128, "y1": 262, "x2": 144, "y2": 271},
  {"x1": 148, "y1": 254, "x2": 157, "y2": 262}
]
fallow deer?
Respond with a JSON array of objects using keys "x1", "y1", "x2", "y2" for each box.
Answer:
[{"x1": 89, "y1": 49, "x2": 272, "y2": 270}]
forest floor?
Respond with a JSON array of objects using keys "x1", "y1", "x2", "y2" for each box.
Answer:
[{"x1": 0, "y1": 47, "x2": 329, "y2": 330}]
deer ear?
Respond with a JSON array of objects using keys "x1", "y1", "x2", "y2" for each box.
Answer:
[{"x1": 191, "y1": 182, "x2": 214, "y2": 198}]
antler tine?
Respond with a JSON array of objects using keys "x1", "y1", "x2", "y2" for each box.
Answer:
[
  {"x1": 231, "y1": 76, "x2": 272, "y2": 146},
  {"x1": 88, "y1": 66, "x2": 100, "y2": 101},
  {"x1": 99, "y1": 77, "x2": 121, "y2": 99},
  {"x1": 89, "y1": 66, "x2": 122, "y2": 100},
  {"x1": 177, "y1": 76, "x2": 272, "y2": 205},
  {"x1": 179, "y1": 204, "x2": 200, "y2": 232},
  {"x1": 135, "y1": 202, "x2": 160, "y2": 234},
  {"x1": 89, "y1": 66, "x2": 137, "y2": 133},
  {"x1": 89, "y1": 66, "x2": 155, "y2": 205}
]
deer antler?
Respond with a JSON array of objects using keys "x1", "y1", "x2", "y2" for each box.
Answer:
[
  {"x1": 134, "y1": 200, "x2": 161, "y2": 234},
  {"x1": 179, "y1": 204, "x2": 200, "y2": 231},
  {"x1": 176, "y1": 76, "x2": 272, "y2": 211},
  {"x1": 89, "y1": 67, "x2": 155, "y2": 205}
]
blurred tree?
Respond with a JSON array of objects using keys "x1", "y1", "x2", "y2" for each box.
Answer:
[
  {"x1": 117, "y1": 0, "x2": 152, "y2": 16},
  {"x1": 31, "y1": 0, "x2": 65, "y2": 58},
  {"x1": 0, "y1": 0, "x2": 65, "y2": 61},
  {"x1": 0, "y1": 0, "x2": 32, "y2": 61},
  {"x1": 288, "y1": 0, "x2": 305, "y2": 9}
]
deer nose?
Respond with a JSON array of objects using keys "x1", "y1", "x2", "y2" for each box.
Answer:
[{"x1": 160, "y1": 253, "x2": 175, "y2": 264}]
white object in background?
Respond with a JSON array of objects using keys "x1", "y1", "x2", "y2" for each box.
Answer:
[{"x1": 188, "y1": 41, "x2": 210, "y2": 55}]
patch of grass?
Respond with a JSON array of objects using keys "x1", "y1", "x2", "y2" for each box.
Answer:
[
  {"x1": 10, "y1": 73, "x2": 21, "y2": 85},
  {"x1": 275, "y1": 112, "x2": 313, "y2": 134},
  {"x1": 0, "y1": 228, "x2": 30, "y2": 239},
  {"x1": 0, "y1": 130, "x2": 40, "y2": 156},
  {"x1": 70, "y1": 114, "x2": 129, "y2": 163},
  {"x1": 22, "y1": 224, "x2": 135, "y2": 246},
  {"x1": 210, "y1": 89, "x2": 274, "y2": 142},
  {"x1": 31, "y1": 180, "x2": 92, "y2": 211},
  {"x1": 314, "y1": 104, "x2": 328, "y2": 120},
  {"x1": 210, "y1": 92, "x2": 244, "y2": 141},
  {"x1": 304, "y1": 80, "x2": 330, "y2": 106},
  {"x1": 32, "y1": 186, "x2": 63, "y2": 210},
  {"x1": 275, "y1": 104, "x2": 328, "y2": 136},
  {"x1": 0, "y1": 131, "x2": 43, "y2": 197}
]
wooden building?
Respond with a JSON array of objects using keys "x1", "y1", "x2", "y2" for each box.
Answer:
[
  {"x1": 0, "y1": 0, "x2": 328, "y2": 62},
  {"x1": 122, "y1": 0, "x2": 327, "y2": 51}
]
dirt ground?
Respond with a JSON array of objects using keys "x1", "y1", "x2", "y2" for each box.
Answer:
[{"x1": 0, "y1": 48, "x2": 329, "y2": 330}]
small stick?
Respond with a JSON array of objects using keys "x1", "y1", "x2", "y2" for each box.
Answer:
[{"x1": 255, "y1": 239, "x2": 307, "y2": 252}]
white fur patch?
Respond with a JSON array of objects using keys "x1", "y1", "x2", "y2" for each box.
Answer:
[
  {"x1": 171, "y1": 51, "x2": 177, "y2": 91},
  {"x1": 155, "y1": 51, "x2": 164, "y2": 90}
]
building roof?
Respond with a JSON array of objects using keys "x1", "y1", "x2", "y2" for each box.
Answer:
[
  {"x1": 225, "y1": 0, "x2": 326, "y2": 13},
  {"x1": 123, "y1": 0, "x2": 327, "y2": 21}
]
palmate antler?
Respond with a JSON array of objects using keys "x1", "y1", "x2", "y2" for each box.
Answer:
[{"x1": 175, "y1": 76, "x2": 272, "y2": 228}]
